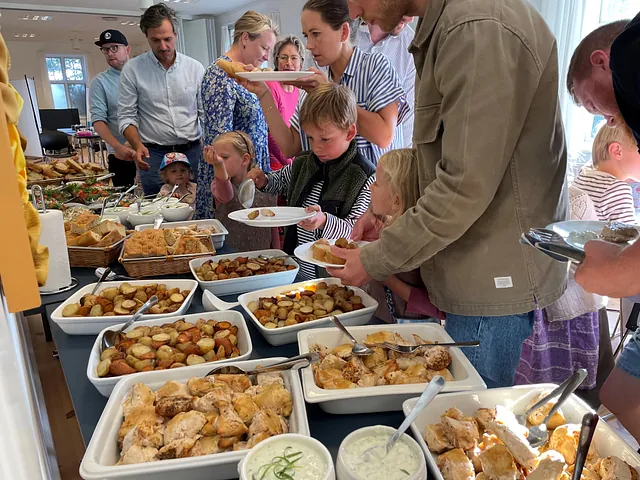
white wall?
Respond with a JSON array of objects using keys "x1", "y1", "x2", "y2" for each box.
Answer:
[{"x1": 183, "y1": 18, "x2": 215, "y2": 67}]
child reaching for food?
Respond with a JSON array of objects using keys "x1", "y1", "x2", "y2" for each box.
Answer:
[
  {"x1": 204, "y1": 131, "x2": 278, "y2": 252},
  {"x1": 367, "y1": 149, "x2": 445, "y2": 323},
  {"x1": 248, "y1": 83, "x2": 375, "y2": 279},
  {"x1": 158, "y1": 152, "x2": 197, "y2": 216}
]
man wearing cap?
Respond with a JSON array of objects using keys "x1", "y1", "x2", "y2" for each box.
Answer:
[
  {"x1": 90, "y1": 29, "x2": 136, "y2": 187},
  {"x1": 118, "y1": 3, "x2": 205, "y2": 196}
]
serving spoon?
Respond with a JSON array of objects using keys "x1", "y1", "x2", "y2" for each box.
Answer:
[
  {"x1": 206, "y1": 352, "x2": 319, "y2": 378},
  {"x1": 100, "y1": 295, "x2": 158, "y2": 352},
  {"x1": 572, "y1": 413, "x2": 599, "y2": 480},
  {"x1": 329, "y1": 315, "x2": 373, "y2": 356},
  {"x1": 202, "y1": 290, "x2": 240, "y2": 311}
]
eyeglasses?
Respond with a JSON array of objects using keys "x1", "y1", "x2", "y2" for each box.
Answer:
[
  {"x1": 277, "y1": 55, "x2": 301, "y2": 63},
  {"x1": 100, "y1": 45, "x2": 122, "y2": 54}
]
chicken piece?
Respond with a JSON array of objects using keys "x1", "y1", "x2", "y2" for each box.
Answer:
[
  {"x1": 309, "y1": 342, "x2": 330, "y2": 357},
  {"x1": 479, "y1": 444, "x2": 518, "y2": 480},
  {"x1": 441, "y1": 415, "x2": 480, "y2": 451},
  {"x1": 233, "y1": 393, "x2": 260, "y2": 424},
  {"x1": 526, "y1": 392, "x2": 566, "y2": 429},
  {"x1": 549, "y1": 424, "x2": 581, "y2": 465},
  {"x1": 405, "y1": 363, "x2": 429, "y2": 380},
  {"x1": 476, "y1": 474, "x2": 488, "y2": 480},
  {"x1": 396, "y1": 355, "x2": 428, "y2": 371},
  {"x1": 314, "y1": 367, "x2": 344, "y2": 388},
  {"x1": 424, "y1": 346, "x2": 452, "y2": 371},
  {"x1": 426, "y1": 423, "x2": 453, "y2": 454},
  {"x1": 565, "y1": 464, "x2": 600, "y2": 480},
  {"x1": 155, "y1": 395, "x2": 193, "y2": 418},
  {"x1": 428, "y1": 368, "x2": 455, "y2": 382},
  {"x1": 187, "y1": 377, "x2": 214, "y2": 397},
  {"x1": 318, "y1": 353, "x2": 348, "y2": 371},
  {"x1": 121, "y1": 421, "x2": 164, "y2": 455},
  {"x1": 323, "y1": 377, "x2": 358, "y2": 389},
  {"x1": 218, "y1": 435, "x2": 244, "y2": 450},
  {"x1": 164, "y1": 410, "x2": 207, "y2": 444},
  {"x1": 364, "y1": 331, "x2": 395, "y2": 346},
  {"x1": 155, "y1": 380, "x2": 190, "y2": 400},
  {"x1": 341, "y1": 356, "x2": 373, "y2": 384},
  {"x1": 243, "y1": 384, "x2": 265, "y2": 398},
  {"x1": 122, "y1": 383, "x2": 155, "y2": 417},
  {"x1": 599, "y1": 456, "x2": 636, "y2": 480},
  {"x1": 215, "y1": 404, "x2": 249, "y2": 438},
  {"x1": 487, "y1": 421, "x2": 538, "y2": 470},
  {"x1": 372, "y1": 359, "x2": 401, "y2": 380},
  {"x1": 200, "y1": 412, "x2": 219, "y2": 436},
  {"x1": 117, "y1": 445, "x2": 159, "y2": 465},
  {"x1": 189, "y1": 436, "x2": 220, "y2": 457},
  {"x1": 357, "y1": 373, "x2": 383, "y2": 387},
  {"x1": 528, "y1": 450, "x2": 567, "y2": 480},
  {"x1": 474, "y1": 408, "x2": 497, "y2": 432},
  {"x1": 256, "y1": 372, "x2": 284, "y2": 387},
  {"x1": 248, "y1": 408, "x2": 288, "y2": 438},
  {"x1": 212, "y1": 374, "x2": 252, "y2": 393},
  {"x1": 157, "y1": 436, "x2": 200, "y2": 460},
  {"x1": 443, "y1": 407, "x2": 466, "y2": 420},
  {"x1": 437, "y1": 448, "x2": 476, "y2": 480},
  {"x1": 118, "y1": 406, "x2": 161, "y2": 443},
  {"x1": 332, "y1": 343, "x2": 355, "y2": 359},
  {"x1": 247, "y1": 431, "x2": 271, "y2": 449},
  {"x1": 493, "y1": 406, "x2": 529, "y2": 438},
  {"x1": 234, "y1": 441, "x2": 249, "y2": 451},
  {"x1": 479, "y1": 433, "x2": 502, "y2": 450},
  {"x1": 254, "y1": 384, "x2": 292, "y2": 417},
  {"x1": 192, "y1": 383, "x2": 233, "y2": 413},
  {"x1": 363, "y1": 347, "x2": 387, "y2": 370}
]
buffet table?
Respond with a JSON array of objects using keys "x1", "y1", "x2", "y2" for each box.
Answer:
[{"x1": 47, "y1": 266, "x2": 406, "y2": 462}]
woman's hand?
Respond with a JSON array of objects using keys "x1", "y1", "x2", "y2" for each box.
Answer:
[
  {"x1": 298, "y1": 205, "x2": 327, "y2": 231},
  {"x1": 204, "y1": 145, "x2": 223, "y2": 166},
  {"x1": 351, "y1": 210, "x2": 385, "y2": 242},
  {"x1": 248, "y1": 167, "x2": 267, "y2": 189},
  {"x1": 284, "y1": 68, "x2": 329, "y2": 93}
]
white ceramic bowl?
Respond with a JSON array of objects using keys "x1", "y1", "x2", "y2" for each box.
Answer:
[
  {"x1": 404, "y1": 385, "x2": 640, "y2": 480},
  {"x1": 190, "y1": 250, "x2": 300, "y2": 296},
  {"x1": 50, "y1": 279, "x2": 198, "y2": 335},
  {"x1": 160, "y1": 203, "x2": 193, "y2": 222},
  {"x1": 103, "y1": 206, "x2": 130, "y2": 224},
  {"x1": 238, "y1": 434, "x2": 335, "y2": 480},
  {"x1": 135, "y1": 219, "x2": 229, "y2": 250},
  {"x1": 336, "y1": 426, "x2": 427, "y2": 480},
  {"x1": 238, "y1": 278, "x2": 378, "y2": 346},
  {"x1": 87, "y1": 311, "x2": 253, "y2": 397},
  {"x1": 80, "y1": 357, "x2": 310, "y2": 480},
  {"x1": 127, "y1": 210, "x2": 160, "y2": 227},
  {"x1": 298, "y1": 323, "x2": 486, "y2": 414}
]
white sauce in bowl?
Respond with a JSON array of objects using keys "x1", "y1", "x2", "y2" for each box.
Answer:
[
  {"x1": 342, "y1": 428, "x2": 420, "y2": 480},
  {"x1": 245, "y1": 439, "x2": 328, "y2": 480}
]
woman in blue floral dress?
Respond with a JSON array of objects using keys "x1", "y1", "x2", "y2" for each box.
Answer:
[{"x1": 196, "y1": 11, "x2": 278, "y2": 220}]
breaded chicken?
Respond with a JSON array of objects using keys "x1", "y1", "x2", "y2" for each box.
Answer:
[
  {"x1": 318, "y1": 353, "x2": 348, "y2": 371},
  {"x1": 549, "y1": 424, "x2": 581, "y2": 465},
  {"x1": 155, "y1": 395, "x2": 193, "y2": 418},
  {"x1": 599, "y1": 456, "x2": 636, "y2": 480},
  {"x1": 157, "y1": 436, "x2": 200, "y2": 460},
  {"x1": 424, "y1": 346, "x2": 452, "y2": 371},
  {"x1": 362, "y1": 347, "x2": 387, "y2": 370},
  {"x1": 188, "y1": 436, "x2": 220, "y2": 457},
  {"x1": 233, "y1": 393, "x2": 260, "y2": 424},
  {"x1": 187, "y1": 377, "x2": 214, "y2": 397},
  {"x1": 121, "y1": 421, "x2": 164, "y2": 455},
  {"x1": 212, "y1": 374, "x2": 252, "y2": 393},
  {"x1": 441, "y1": 416, "x2": 480, "y2": 451},
  {"x1": 254, "y1": 384, "x2": 292, "y2": 417},
  {"x1": 214, "y1": 404, "x2": 248, "y2": 438},
  {"x1": 155, "y1": 380, "x2": 190, "y2": 400},
  {"x1": 248, "y1": 408, "x2": 288, "y2": 438},
  {"x1": 526, "y1": 392, "x2": 566, "y2": 429},
  {"x1": 117, "y1": 445, "x2": 159, "y2": 465},
  {"x1": 474, "y1": 408, "x2": 497, "y2": 432},
  {"x1": 425, "y1": 423, "x2": 453, "y2": 454},
  {"x1": 256, "y1": 372, "x2": 284, "y2": 387},
  {"x1": 528, "y1": 450, "x2": 566, "y2": 480},
  {"x1": 118, "y1": 406, "x2": 161, "y2": 443}
]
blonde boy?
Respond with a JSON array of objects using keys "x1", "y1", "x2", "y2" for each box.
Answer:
[
  {"x1": 249, "y1": 83, "x2": 375, "y2": 279},
  {"x1": 573, "y1": 123, "x2": 640, "y2": 223}
]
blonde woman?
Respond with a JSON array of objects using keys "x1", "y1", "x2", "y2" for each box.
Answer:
[{"x1": 196, "y1": 11, "x2": 278, "y2": 220}]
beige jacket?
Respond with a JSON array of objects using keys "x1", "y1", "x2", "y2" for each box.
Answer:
[{"x1": 360, "y1": 0, "x2": 569, "y2": 316}]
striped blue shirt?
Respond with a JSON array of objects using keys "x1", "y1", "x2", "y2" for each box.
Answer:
[{"x1": 289, "y1": 47, "x2": 408, "y2": 165}]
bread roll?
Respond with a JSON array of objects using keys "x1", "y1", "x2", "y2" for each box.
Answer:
[
  {"x1": 215, "y1": 59, "x2": 249, "y2": 78},
  {"x1": 75, "y1": 230, "x2": 102, "y2": 247}
]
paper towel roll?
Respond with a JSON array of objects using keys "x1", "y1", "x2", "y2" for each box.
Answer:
[{"x1": 38, "y1": 210, "x2": 72, "y2": 293}]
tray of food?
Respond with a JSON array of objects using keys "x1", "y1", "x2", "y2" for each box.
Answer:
[
  {"x1": 404, "y1": 385, "x2": 640, "y2": 480},
  {"x1": 26, "y1": 158, "x2": 108, "y2": 185},
  {"x1": 80, "y1": 357, "x2": 310, "y2": 480},
  {"x1": 34, "y1": 178, "x2": 119, "y2": 210},
  {"x1": 88, "y1": 311, "x2": 253, "y2": 397},
  {"x1": 190, "y1": 250, "x2": 299, "y2": 296},
  {"x1": 65, "y1": 212, "x2": 128, "y2": 267},
  {"x1": 50, "y1": 280, "x2": 198, "y2": 335},
  {"x1": 297, "y1": 323, "x2": 486, "y2": 414},
  {"x1": 239, "y1": 278, "x2": 377, "y2": 346},
  {"x1": 136, "y1": 220, "x2": 228, "y2": 250}
]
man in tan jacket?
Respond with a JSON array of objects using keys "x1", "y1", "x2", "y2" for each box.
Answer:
[{"x1": 330, "y1": 0, "x2": 569, "y2": 387}]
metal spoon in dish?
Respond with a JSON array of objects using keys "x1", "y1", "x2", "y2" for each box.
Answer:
[
  {"x1": 572, "y1": 413, "x2": 599, "y2": 480},
  {"x1": 328, "y1": 315, "x2": 373, "y2": 356},
  {"x1": 206, "y1": 352, "x2": 320, "y2": 379},
  {"x1": 90, "y1": 267, "x2": 113, "y2": 295},
  {"x1": 153, "y1": 214, "x2": 164, "y2": 230},
  {"x1": 100, "y1": 295, "x2": 158, "y2": 352},
  {"x1": 527, "y1": 369, "x2": 587, "y2": 448},
  {"x1": 256, "y1": 254, "x2": 295, "y2": 262}
]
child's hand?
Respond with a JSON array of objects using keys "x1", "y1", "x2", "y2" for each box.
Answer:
[
  {"x1": 248, "y1": 168, "x2": 267, "y2": 189},
  {"x1": 204, "y1": 145, "x2": 223, "y2": 166},
  {"x1": 299, "y1": 205, "x2": 326, "y2": 231}
]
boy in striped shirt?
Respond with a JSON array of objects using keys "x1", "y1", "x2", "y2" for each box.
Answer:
[{"x1": 573, "y1": 123, "x2": 640, "y2": 223}]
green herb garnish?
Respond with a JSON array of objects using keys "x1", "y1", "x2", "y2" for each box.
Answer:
[
  {"x1": 253, "y1": 447, "x2": 303, "y2": 480},
  {"x1": 400, "y1": 469, "x2": 410, "y2": 476}
]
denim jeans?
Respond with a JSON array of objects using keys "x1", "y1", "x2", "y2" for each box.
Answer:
[
  {"x1": 139, "y1": 144, "x2": 202, "y2": 196},
  {"x1": 445, "y1": 312, "x2": 535, "y2": 388}
]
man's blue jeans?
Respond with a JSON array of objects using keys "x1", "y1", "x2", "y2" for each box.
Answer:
[{"x1": 139, "y1": 143, "x2": 202, "y2": 196}]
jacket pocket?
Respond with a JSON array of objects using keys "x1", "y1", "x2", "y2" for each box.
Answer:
[{"x1": 413, "y1": 104, "x2": 442, "y2": 144}]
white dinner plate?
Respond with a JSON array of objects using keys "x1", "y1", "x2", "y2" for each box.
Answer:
[
  {"x1": 294, "y1": 239, "x2": 369, "y2": 269},
  {"x1": 227, "y1": 206, "x2": 315, "y2": 227},
  {"x1": 235, "y1": 71, "x2": 314, "y2": 82},
  {"x1": 548, "y1": 220, "x2": 640, "y2": 250}
]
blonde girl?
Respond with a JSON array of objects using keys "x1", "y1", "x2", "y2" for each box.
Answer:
[{"x1": 368, "y1": 149, "x2": 445, "y2": 323}]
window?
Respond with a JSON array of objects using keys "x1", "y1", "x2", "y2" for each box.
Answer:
[{"x1": 45, "y1": 55, "x2": 87, "y2": 121}]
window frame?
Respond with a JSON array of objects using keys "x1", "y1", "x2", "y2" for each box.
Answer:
[{"x1": 44, "y1": 54, "x2": 88, "y2": 121}]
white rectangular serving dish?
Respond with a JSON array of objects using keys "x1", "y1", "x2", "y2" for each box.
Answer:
[
  {"x1": 404, "y1": 385, "x2": 640, "y2": 480},
  {"x1": 80, "y1": 357, "x2": 310, "y2": 480},
  {"x1": 238, "y1": 278, "x2": 377, "y2": 346},
  {"x1": 189, "y1": 250, "x2": 299, "y2": 296},
  {"x1": 87, "y1": 311, "x2": 253, "y2": 397},
  {"x1": 298, "y1": 323, "x2": 486, "y2": 414},
  {"x1": 51, "y1": 279, "x2": 198, "y2": 335},
  {"x1": 136, "y1": 219, "x2": 229, "y2": 249}
]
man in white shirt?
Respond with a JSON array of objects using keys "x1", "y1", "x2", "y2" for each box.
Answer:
[
  {"x1": 118, "y1": 3, "x2": 205, "y2": 195},
  {"x1": 353, "y1": 16, "x2": 415, "y2": 147}
]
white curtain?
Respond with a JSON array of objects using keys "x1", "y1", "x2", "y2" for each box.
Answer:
[{"x1": 220, "y1": 25, "x2": 231, "y2": 56}]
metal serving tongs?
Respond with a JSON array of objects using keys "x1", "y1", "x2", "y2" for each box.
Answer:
[
  {"x1": 520, "y1": 229, "x2": 585, "y2": 264},
  {"x1": 31, "y1": 184, "x2": 46, "y2": 213}
]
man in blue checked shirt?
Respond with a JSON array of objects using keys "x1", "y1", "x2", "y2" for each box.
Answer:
[{"x1": 89, "y1": 29, "x2": 136, "y2": 187}]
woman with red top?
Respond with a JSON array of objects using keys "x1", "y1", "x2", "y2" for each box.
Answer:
[{"x1": 267, "y1": 36, "x2": 304, "y2": 171}]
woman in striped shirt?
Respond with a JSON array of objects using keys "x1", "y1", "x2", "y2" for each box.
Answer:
[
  {"x1": 249, "y1": 83, "x2": 375, "y2": 279},
  {"x1": 241, "y1": 0, "x2": 408, "y2": 166}
]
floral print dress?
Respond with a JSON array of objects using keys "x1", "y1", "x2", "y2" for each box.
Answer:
[{"x1": 195, "y1": 55, "x2": 270, "y2": 220}]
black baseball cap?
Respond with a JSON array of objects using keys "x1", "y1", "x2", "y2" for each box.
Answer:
[{"x1": 95, "y1": 30, "x2": 128, "y2": 47}]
